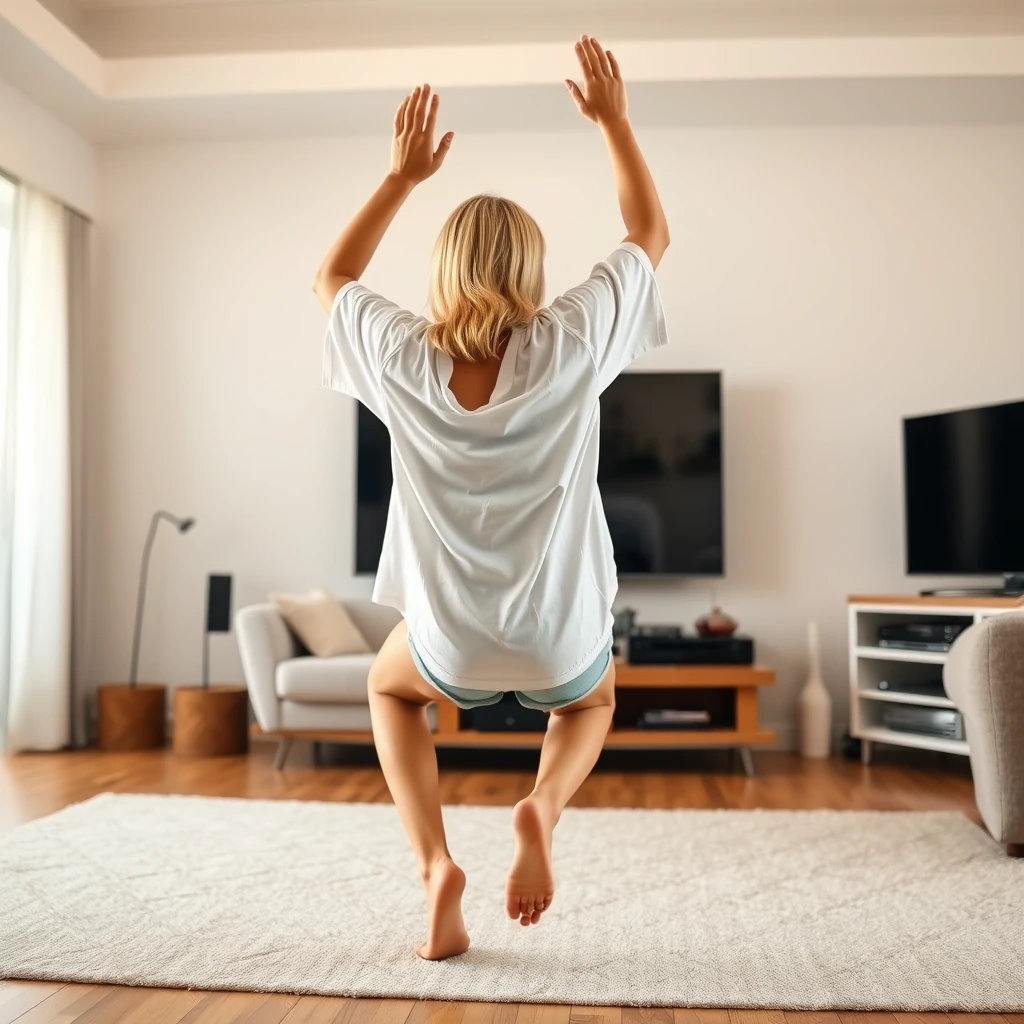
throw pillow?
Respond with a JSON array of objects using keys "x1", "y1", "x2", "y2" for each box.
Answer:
[{"x1": 269, "y1": 588, "x2": 372, "y2": 658}]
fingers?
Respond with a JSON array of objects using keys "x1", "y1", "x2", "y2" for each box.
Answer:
[
  {"x1": 432, "y1": 131, "x2": 454, "y2": 169},
  {"x1": 606, "y1": 48, "x2": 621, "y2": 80},
  {"x1": 589, "y1": 36, "x2": 612, "y2": 76},
  {"x1": 425, "y1": 91, "x2": 440, "y2": 137},
  {"x1": 565, "y1": 79, "x2": 593, "y2": 120},
  {"x1": 394, "y1": 95, "x2": 409, "y2": 134},
  {"x1": 398, "y1": 84, "x2": 426, "y2": 133},
  {"x1": 413, "y1": 83, "x2": 430, "y2": 131},
  {"x1": 399, "y1": 89, "x2": 415, "y2": 133},
  {"x1": 574, "y1": 37, "x2": 594, "y2": 78}
]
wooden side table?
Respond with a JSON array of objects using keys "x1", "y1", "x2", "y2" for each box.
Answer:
[{"x1": 172, "y1": 684, "x2": 249, "y2": 757}]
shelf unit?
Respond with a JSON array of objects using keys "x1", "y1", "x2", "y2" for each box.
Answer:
[{"x1": 848, "y1": 593, "x2": 1024, "y2": 763}]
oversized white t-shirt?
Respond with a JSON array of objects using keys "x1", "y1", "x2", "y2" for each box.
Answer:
[{"x1": 323, "y1": 241, "x2": 669, "y2": 691}]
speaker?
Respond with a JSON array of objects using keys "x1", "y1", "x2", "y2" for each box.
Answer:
[{"x1": 205, "y1": 574, "x2": 233, "y2": 633}]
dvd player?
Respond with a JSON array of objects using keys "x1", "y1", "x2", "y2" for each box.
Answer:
[{"x1": 629, "y1": 627, "x2": 755, "y2": 665}]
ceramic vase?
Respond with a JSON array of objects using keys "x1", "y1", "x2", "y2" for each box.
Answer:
[
  {"x1": 797, "y1": 621, "x2": 832, "y2": 758},
  {"x1": 695, "y1": 605, "x2": 738, "y2": 637}
]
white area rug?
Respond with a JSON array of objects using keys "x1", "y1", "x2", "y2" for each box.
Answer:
[{"x1": 1, "y1": 794, "x2": 1022, "y2": 1009}]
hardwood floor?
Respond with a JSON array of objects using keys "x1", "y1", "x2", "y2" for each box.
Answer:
[{"x1": 0, "y1": 740, "x2": 1007, "y2": 1023}]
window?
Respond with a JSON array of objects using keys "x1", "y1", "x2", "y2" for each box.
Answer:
[{"x1": 0, "y1": 174, "x2": 12, "y2": 386}]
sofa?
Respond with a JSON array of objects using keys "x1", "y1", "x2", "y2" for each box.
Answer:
[
  {"x1": 236, "y1": 598, "x2": 434, "y2": 769},
  {"x1": 943, "y1": 609, "x2": 1024, "y2": 856}
]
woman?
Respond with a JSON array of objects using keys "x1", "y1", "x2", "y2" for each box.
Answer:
[{"x1": 314, "y1": 35, "x2": 670, "y2": 960}]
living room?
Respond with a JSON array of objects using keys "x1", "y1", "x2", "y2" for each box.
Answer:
[{"x1": 1, "y1": 0, "x2": 1023, "y2": 1018}]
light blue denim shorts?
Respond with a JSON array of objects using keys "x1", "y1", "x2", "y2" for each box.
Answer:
[{"x1": 407, "y1": 634, "x2": 614, "y2": 712}]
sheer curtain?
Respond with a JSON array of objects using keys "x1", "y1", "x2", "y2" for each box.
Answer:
[{"x1": 0, "y1": 180, "x2": 80, "y2": 753}]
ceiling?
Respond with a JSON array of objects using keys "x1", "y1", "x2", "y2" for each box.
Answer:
[
  {"x1": 33, "y1": 0, "x2": 1024, "y2": 59},
  {"x1": 3, "y1": 0, "x2": 1024, "y2": 142}
]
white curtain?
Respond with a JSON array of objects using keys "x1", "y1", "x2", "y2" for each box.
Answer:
[{"x1": 0, "y1": 184, "x2": 72, "y2": 753}]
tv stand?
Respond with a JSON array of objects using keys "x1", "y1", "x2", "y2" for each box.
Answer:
[{"x1": 921, "y1": 572, "x2": 1024, "y2": 598}]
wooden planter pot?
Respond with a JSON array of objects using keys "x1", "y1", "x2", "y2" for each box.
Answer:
[
  {"x1": 97, "y1": 683, "x2": 167, "y2": 751},
  {"x1": 172, "y1": 685, "x2": 249, "y2": 757}
]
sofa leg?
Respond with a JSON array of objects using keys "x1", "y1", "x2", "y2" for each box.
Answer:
[
  {"x1": 273, "y1": 737, "x2": 293, "y2": 770},
  {"x1": 1007, "y1": 843, "x2": 1024, "y2": 858}
]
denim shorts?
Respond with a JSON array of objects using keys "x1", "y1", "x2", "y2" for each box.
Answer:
[{"x1": 407, "y1": 634, "x2": 614, "y2": 712}]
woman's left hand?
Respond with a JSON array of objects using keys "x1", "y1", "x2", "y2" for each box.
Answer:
[{"x1": 390, "y1": 84, "x2": 453, "y2": 186}]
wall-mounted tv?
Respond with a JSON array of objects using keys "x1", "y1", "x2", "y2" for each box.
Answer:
[
  {"x1": 598, "y1": 371, "x2": 723, "y2": 576},
  {"x1": 355, "y1": 371, "x2": 724, "y2": 578},
  {"x1": 904, "y1": 397, "x2": 1024, "y2": 593}
]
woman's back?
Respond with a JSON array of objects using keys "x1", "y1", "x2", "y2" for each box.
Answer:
[{"x1": 323, "y1": 242, "x2": 668, "y2": 692}]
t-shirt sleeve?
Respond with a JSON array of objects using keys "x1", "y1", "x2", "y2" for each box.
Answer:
[
  {"x1": 547, "y1": 241, "x2": 670, "y2": 391},
  {"x1": 322, "y1": 281, "x2": 420, "y2": 420}
]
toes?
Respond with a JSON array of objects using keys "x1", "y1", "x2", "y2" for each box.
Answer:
[{"x1": 530, "y1": 908, "x2": 542, "y2": 924}]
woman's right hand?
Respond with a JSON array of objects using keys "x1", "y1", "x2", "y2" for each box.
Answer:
[{"x1": 565, "y1": 35, "x2": 627, "y2": 128}]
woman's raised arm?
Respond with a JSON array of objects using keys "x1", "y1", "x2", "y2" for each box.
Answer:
[
  {"x1": 313, "y1": 84, "x2": 454, "y2": 312},
  {"x1": 565, "y1": 36, "x2": 670, "y2": 269}
]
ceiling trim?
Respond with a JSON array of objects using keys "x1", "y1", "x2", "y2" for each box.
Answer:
[
  {"x1": 4, "y1": 0, "x2": 1024, "y2": 106},
  {"x1": 101, "y1": 36, "x2": 1024, "y2": 101},
  {"x1": 0, "y1": 0, "x2": 104, "y2": 92}
]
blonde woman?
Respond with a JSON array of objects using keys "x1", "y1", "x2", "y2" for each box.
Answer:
[{"x1": 314, "y1": 36, "x2": 670, "y2": 960}]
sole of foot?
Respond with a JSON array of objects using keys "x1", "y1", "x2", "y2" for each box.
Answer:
[
  {"x1": 416, "y1": 858, "x2": 470, "y2": 961},
  {"x1": 505, "y1": 795, "x2": 555, "y2": 927}
]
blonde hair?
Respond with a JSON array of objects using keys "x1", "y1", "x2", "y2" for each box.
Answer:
[{"x1": 426, "y1": 194, "x2": 545, "y2": 362}]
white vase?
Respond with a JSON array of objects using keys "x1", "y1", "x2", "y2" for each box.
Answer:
[{"x1": 797, "y1": 621, "x2": 832, "y2": 758}]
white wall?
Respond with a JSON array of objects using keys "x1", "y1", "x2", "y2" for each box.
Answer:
[
  {"x1": 91, "y1": 124, "x2": 1024, "y2": 744},
  {"x1": 0, "y1": 76, "x2": 96, "y2": 216}
]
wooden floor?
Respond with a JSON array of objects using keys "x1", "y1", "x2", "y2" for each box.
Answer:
[{"x1": 0, "y1": 740, "x2": 1013, "y2": 1024}]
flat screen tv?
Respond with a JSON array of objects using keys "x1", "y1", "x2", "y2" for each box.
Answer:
[
  {"x1": 355, "y1": 371, "x2": 724, "y2": 578},
  {"x1": 903, "y1": 398, "x2": 1024, "y2": 594}
]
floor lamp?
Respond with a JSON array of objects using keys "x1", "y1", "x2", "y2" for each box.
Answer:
[{"x1": 96, "y1": 510, "x2": 195, "y2": 751}]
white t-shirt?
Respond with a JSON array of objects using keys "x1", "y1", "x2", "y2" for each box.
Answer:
[{"x1": 323, "y1": 241, "x2": 669, "y2": 691}]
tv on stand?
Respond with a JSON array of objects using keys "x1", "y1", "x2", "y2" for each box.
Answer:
[
  {"x1": 903, "y1": 397, "x2": 1024, "y2": 596},
  {"x1": 355, "y1": 371, "x2": 724, "y2": 579}
]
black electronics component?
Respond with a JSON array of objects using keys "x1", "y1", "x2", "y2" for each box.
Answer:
[
  {"x1": 469, "y1": 695, "x2": 549, "y2": 731},
  {"x1": 881, "y1": 706, "x2": 965, "y2": 741},
  {"x1": 878, "y1": 621, "x2": 967, "y2": 652},
  {"x1": 628, "y1": 627, "x2": 754, "y2": 665},
  {"x1": 876, "y1": 678, "x2": 949, "y2": 699}
]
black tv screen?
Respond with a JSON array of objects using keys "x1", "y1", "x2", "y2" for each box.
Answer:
[
  {"x1": 904, "y1": 398, "x2": 1024, "y2": 575},
  {"x1": 355, "y1": 371, "x2": 724, "y2": 577},
  {"x1": 598, "y1": 372, "x2": 722, "y2": 575}
]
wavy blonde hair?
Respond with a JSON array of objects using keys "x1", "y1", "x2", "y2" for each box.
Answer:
[{"x1": 426, "y1": 194, "x2": 545, "y2": 362}]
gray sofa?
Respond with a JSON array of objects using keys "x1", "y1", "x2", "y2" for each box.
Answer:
[
  {"x1": 944, "y1": 610, "x2": 1024, "y2": 856},
  {"x1": 236, "y1": 598, "x2": 420, "y2": 769}
]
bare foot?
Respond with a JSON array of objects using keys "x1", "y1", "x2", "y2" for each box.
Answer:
[
  {"x1": 416, "y1": 857, "x2": 470, "y2": 961},
  {"x1": 505, "y1": 795, "x2": 555, "y2": 927}
]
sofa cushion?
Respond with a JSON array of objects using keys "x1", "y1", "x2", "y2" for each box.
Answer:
[
  {"x1": 268, "y1": 588, "x2": 371, "y2": 658},
  {"x1": 275, "y1": 654, "x2": 376, "y2": 704}
]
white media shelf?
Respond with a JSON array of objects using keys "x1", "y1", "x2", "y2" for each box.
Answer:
[{"x1": 848, "y1": 594, "x2": 1024, "y2": 764}]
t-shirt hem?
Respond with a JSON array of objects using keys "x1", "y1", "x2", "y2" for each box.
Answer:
[{"x1": 404, "y1": 617, "x2": 615, "y2": 693}]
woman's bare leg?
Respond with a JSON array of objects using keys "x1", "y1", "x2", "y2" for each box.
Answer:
[
  {"x1": 505, "y1": 664, "x2": 616, "y2": 926},
  {"x1": 367, "y1": 621, "x2": 469, "y2": 960}
]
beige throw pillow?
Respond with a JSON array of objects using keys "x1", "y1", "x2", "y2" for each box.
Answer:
[{"x1": 269, "y1": 588, "x2": 372, "y2": 658}]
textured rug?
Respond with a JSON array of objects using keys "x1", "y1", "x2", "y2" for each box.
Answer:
[{"x1": 1, "y1": 794, "x2": 1022, "y2": 1009}]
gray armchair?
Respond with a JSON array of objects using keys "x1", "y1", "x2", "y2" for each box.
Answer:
[
  {"x1": 944, "y1": 610, "x2": 1024, "y2": 856},
  {"x1": 236, "y1": 598, "x2": 411, "y2": 769}
]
